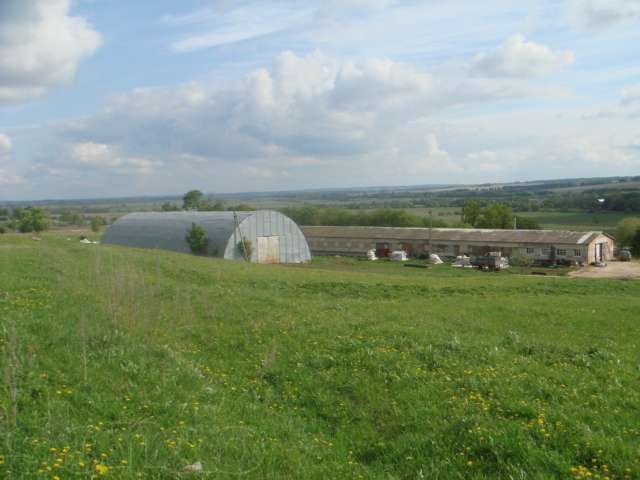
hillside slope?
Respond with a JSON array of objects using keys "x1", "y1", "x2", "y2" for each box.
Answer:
[{"x1": 1, "y1": 235, "x2": 639, "y2": 479}]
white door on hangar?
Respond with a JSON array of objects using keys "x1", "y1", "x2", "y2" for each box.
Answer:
[{"x1": 257, "y1": 236, "x2": 280, "y2": 264}]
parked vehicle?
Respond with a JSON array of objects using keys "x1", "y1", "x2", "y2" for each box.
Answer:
[
  {"x1": 619, "y1": 248, "x2": 632, "y2": 262},
  {"x1": 471, "y1": 253, "x2": 509, "y2": 271}
]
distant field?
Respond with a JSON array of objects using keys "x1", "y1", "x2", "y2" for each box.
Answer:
[
  {"x1": 517, "y1": 211, "x2": 637, "y2": 231},
  {"x1": 1, "y1": 234, "x2": 639, "y2": 478},
  {"x1": 550, "y1": 181, "x2": 640, "y2": 193}
]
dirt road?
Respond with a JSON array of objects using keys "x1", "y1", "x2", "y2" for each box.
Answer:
[{"x1": 569, "y1": 261, "x2": 640, "y2": 279}]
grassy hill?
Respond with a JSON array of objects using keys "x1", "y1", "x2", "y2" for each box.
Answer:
[{"x1": 1, "y1": 234, "x2": 639, "y2": 479}]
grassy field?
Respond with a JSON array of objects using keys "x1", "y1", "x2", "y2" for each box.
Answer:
[
  {"x1": 1, "y1": 234, "x2": 640, "y2": 479},
  {"x1": 515, "y1": 211, "x2": 636, "y2": 232}
]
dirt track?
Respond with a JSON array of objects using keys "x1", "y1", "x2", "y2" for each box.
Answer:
[{"x1": 569, "y1": 261, "x2": 640, "y2": 279}]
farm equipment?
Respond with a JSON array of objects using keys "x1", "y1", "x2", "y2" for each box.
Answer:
[{"x1": 471, "y1": 252, "x2": 509, "y2": 271}]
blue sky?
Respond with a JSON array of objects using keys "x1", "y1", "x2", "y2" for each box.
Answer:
[{"x1": 0, "y1": 0, "x2": 639, "y2": 200}]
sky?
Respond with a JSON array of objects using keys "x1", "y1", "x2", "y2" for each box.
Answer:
[{"x1": 0, "y1": 0, "x2": 639, "y2": 200}]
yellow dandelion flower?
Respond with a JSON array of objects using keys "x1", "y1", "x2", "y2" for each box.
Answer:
[{"x1": 95, "y1": 463, "x2": 109, "y2": 475}]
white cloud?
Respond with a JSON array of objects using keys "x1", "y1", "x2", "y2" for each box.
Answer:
[
  {"x1": 71, "y1": 142, "x2": 156, "y2": 174},
  {"x1": 166, "y1": 3, "x2": 310, "y2": 52},
  {"x1": 0, "y1": 133, "x2": 12, "y2": 153},
  {"x1": 10, "y1": 45, "x2": 633, "y2": 198},
  {"x1": 0, "y1": 0, "x2": 102, "y2": 105},
  {"x1": 472, "y1": 35, "x2": 575, "y2": 78}
]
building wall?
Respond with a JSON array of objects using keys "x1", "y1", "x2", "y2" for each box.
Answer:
[
  {"x1": 305, "y1": 235, "x2": 605, "y2": 264},
  {"x1": 586, "y1": 234, "x2": 615, "y2": 263}
]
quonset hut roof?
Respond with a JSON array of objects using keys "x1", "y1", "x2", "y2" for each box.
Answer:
[
  {"x1": 301, "y1": 226, "x2": 611, "y2": 245},
  {"x1": 102, "y1": 210, "x2": 311, "y2": 263}
]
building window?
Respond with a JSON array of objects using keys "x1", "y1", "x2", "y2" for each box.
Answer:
[
  {"x1": 574, "y1": 249, "x2": 582, "y2": 257},
  {"x1": 556, "y1": 248, "x2": 567, "y2": 256},
  {"x1": 526, "y1": 247, "x2": 535, "y2": 254}
]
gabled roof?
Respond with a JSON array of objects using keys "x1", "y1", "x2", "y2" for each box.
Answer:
[{"x1": 302, "y1": 226, "x2": 611, "y2": 245}]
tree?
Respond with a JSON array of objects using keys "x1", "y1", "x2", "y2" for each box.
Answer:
[
  {"x1": 185, "y1": 223, "x2": 208, "y2": 255},
  {"x1": 182, "y1": 190, "x2": 203, "y2": 210},
  {"x1": 90, "y1": 216, "x2": 107, "y2": 233},
  {"x1": 462, "y1": 200, "x2": 481, "y2": 226},
  {"x1": 476, "y1": 203, "x2": 514, "y2": 229},
  {"x1": 632, "y1": 228, "x2": 640, "y2": 257},
  {"x1": 615, "y1": 218, "x2": 640, "y2": 247},
  {"x1": 17, "y1": 207, "x2": 50, "y2": 233},
  {"x1": 60, "y1": 209, "x2": 85, "y2": 226},
  {"x1": 514, "y1": 215, "x2": 540, "y2": 230}
]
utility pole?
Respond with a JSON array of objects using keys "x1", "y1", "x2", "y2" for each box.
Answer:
[{"x1": 428, "y1": 209, "x2": 433, "y2": 255}]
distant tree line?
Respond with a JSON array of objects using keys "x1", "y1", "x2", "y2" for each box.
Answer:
[
  {"x1": 278, "y1": 203, "x2": 539, "y2": 229},
  {"x1": 0, "y1": 206, "x2": 109, "y2": 234},
  {"x1": 160, "y1": 190, "x2": 253, "y2": 213},
  {"x1": 279, "y1": 206, "x2": 451, "y2": 228}
]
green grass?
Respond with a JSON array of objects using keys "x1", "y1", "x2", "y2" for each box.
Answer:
[{"x1": 1, "y1": 234, "x2": 640, "y2": 479}]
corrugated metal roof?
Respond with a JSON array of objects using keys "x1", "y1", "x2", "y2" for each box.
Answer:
[{"x1": 302, "y1": 226, "x2": 606, "y2": 245}]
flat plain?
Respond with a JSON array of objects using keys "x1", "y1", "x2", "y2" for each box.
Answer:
[{"x1": 1, "y1": 233, "x2": 639, "y2": 479}]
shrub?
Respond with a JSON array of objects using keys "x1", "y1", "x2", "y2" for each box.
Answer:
[
  {"x1": 185, "y1": 223, "x2": 208, "y2": 255},
  {"x1": 237, "y1": 240, "x2": 253, "y2": 260},
  {"x1": 510, "y1": 251, "x2": 534, "y2": 267},
  {"x1": 17, "y1": 207, "x2": 50, "y2": 233},
  {"x1": 90, "y1": 216, "x2": 107, "y2": 233}
]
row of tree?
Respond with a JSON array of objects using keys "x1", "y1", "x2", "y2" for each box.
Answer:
[
  {"x1": 280, "y1": 202, "x2": 540, "y2": 229},
  {"x1": 161, "y1": 190, "x2": 253, "y2": 212},
  {"x1": 0, "y1": 207, "x2": 107, "y2": 234}
]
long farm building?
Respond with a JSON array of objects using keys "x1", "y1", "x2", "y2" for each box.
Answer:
[{"x1": 302, "y1": 226, "x2": 615, "y2": 265}]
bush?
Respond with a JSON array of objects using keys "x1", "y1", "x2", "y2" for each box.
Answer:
[
  {"x1": 17, "y1": 207, "x2": 50, "y2": 233},
  {"x1": 90, "y1": 216, "x2": 107, "y2": 233},
  {"x1": 185, "y1": 223, "x2": 208, "y2": 255},
  {"x1": 237, "y1": 240, "x2": 253, "y2": 260},
  {"x1": 510, "y1": 251, "x2": 534, "y2": 267}
]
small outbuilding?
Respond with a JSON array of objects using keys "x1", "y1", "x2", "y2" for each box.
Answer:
[{"x1": 103, "y1": 210, "x2": 311, "y2": 264}]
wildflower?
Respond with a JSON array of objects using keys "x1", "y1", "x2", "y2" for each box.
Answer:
[{"x1": 95, "y1": 463, "x2": 109, "y2": 475}]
